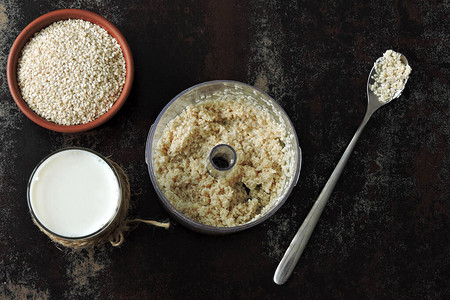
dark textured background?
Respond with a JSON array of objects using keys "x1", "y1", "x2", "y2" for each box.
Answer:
[{"x1": 0, "y1": 1, "x2": 449, "y2": 299}]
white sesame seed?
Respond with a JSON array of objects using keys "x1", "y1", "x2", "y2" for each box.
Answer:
[
  {"x1": 17, "y1": 19, "x2": 126, "y2": 126},
  {"x1": 369, "y1": 49, "x2": 412, "y2": 103}
]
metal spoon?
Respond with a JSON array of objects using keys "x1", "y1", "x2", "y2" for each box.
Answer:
[{"x1": 274, "y1": 53, "x2": 410, "y2": 285}]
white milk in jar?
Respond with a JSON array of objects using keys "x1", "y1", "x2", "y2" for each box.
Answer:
[{"x1": 28, "y1": 148, "x2": 121, "y2": 238}]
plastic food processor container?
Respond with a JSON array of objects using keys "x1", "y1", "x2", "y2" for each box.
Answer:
[{"x1": 145, "y1": 80, "x2": 302, "y2": 234}]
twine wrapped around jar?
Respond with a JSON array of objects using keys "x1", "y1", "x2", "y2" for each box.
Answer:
[{"x1": 32, "y1": 159, "x2": 170, "y2": 249}]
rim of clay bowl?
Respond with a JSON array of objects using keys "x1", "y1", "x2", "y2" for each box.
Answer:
[{"x1": 7, "y1": 9, "x2": 134, "y2": 133}]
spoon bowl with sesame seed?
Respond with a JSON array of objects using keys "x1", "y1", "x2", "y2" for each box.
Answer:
[{"x1": 273, "y1": 51, "x2": 411, "y2": 285}]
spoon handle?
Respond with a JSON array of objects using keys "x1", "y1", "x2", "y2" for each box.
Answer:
[{"x1": 273, "y1": 109, "x2": 374, "y2": 285}]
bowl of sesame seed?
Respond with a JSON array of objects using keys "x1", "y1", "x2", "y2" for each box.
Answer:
[{"x1": 7, "y1": 9, "x2": 134, "y2": 133}]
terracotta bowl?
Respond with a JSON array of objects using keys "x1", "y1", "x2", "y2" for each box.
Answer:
[{"x1": 7, "y1": 9, "x2": 134, "y2": 133}]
